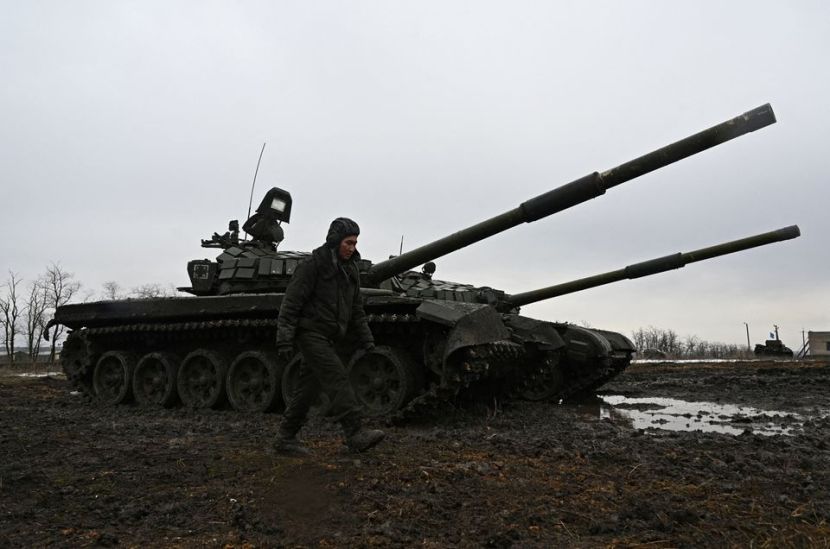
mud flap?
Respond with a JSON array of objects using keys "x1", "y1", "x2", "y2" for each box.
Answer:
[
  {"x1": 590, "y1": 328, "x2": 635, "y2": 355},
  {"x1": 415, "y1": 300, "x2": 510, "y2": 365},
  {"x1": 502, "y1": 315, "x2": 566, "y2": 351},
  {"x1": 551, "y1": 325, "x2": 636, "y2": 399},
  {"x1": 557, "y1": 325, "x2": 613, "y2": 364}
]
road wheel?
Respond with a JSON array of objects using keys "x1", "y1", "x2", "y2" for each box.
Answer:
[
  {"x1": 348, "y1": 346, "x2": 421, "y2": 417},
  {"x1": 92, "y1": 351, "x2": 134, "y2": 405},
  {"x1": 517, "y1": 352, "x2": 565, "y2": 401},
  {"x1": 133, "y1": 352, "x2": 179, "y2": 407},
  {"x1": 177, "y1": 350, "x2": 227, "y2": 409},
  {"x1": 226, "y1": 351, "x2": 282, "y2": 412}
]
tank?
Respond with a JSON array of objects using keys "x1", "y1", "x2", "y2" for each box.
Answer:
[
  {"x1": 49, "y1": 103, "x2": 798, "y2": 417},
  {"x1": 754, "y1": 339, "x2": 794, "y2": 358},
  {"x1": 754, "y1": 325, "x2": 794, "y2": 358}
]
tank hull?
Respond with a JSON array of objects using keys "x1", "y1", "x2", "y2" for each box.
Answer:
[{"x1": 57, "y1": 293, "x2": 634, "y2": 416}]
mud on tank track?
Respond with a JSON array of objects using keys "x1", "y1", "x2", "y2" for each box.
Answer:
[{"x1": 1, "y1": 359, "x2": 829, "y2": 547}]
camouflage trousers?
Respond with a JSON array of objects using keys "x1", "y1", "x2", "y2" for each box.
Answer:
[{"x1": 279, "y1": 330, "x2": 362, "y2": 437}]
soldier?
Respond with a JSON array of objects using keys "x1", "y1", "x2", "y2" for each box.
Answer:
[{"x1": 273, "y1": 217, "x2": 385, "y2": 455}]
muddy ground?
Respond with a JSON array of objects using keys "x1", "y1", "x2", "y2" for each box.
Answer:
[{"x1": 1, "y1": 360, "x2": 829, "y2": 548}]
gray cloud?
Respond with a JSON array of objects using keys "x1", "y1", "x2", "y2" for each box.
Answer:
[{"x1": 1, "y1": 1, "x2": 827, "y2": 346}]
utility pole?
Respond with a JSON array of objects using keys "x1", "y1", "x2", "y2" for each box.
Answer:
[{"x1": 743, "y1": 322, "x2": 751, "y2": 351}]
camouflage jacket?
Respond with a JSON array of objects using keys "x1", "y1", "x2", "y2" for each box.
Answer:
[{"x1": 276, "y1": 245, "x2": 373, "y2": 348}]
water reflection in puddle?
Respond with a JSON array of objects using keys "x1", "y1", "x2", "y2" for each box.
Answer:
[{"x1": 596, "y1": 395, "x2": 805, "y2": 436}]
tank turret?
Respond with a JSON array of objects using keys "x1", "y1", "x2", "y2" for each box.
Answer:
[{"x1": 186, "y1": 187, "x2": 303, "y2": 295}]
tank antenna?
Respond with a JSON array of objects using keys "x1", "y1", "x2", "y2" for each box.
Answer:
[
  {"x1": 243, "y1": 142, "x2": 267, "y2": 241},
  {"x1": 399, "y1": 235, "x2": 404, "y2": 255}
]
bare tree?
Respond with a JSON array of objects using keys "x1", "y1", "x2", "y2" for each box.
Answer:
[
  {"x1": 634, "y1": 324, "x2": 748, "y2": 360},
  {"x1": 23, "y1": 276, "x2": 50, "y2": 365},
  {"x1": 101, "y1": 281, "x2": 124, "y2": 300},
  {"x1": 43, "y1": 263, "x2": 81, "y2": 363},
  {"x1": 663, "y1": 328, "x2": 680, "y2": 357},
  {"x1": 644, "y1": 326, "x2": 663, "y2": 352},
  {"x1": 683, "y1": 335, "x2": 700, "y2": 357},
  {"x1": 0, "y1": 272, "x2": 23, "y2": 366},
  {"x1": 631, "y1": 327, "x2": 647, "y2": 353},
  {"x1": 131, "y1": 283, "x2": 176, "y2": 299},
  {"x1": 80, "y1": 288, "x2": 96, "y2": 303}
]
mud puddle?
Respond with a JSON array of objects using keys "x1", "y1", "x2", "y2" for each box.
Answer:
[
  {"x1": 12, "y1": 371, "x2": 64, "y2": 378},
  {"x1": 596, "y1": 395, "x2": 819, "y2": 436}
]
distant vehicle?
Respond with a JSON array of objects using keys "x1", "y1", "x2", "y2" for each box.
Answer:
[
  {"x1": 754, "y1": 339, "x2": 794, "y2": 358},
  {"x1": 755, "y1": 324, "x2": 794, "y2": 358},
  {"x1": 640, "y1": 349, "x2": 668, "y2": 360}
]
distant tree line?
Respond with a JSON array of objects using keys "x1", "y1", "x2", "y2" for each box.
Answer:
[
  {"x1": 0, "y1": 265, "x2": 175, "y2": 367},
  {"x1": 631, "y1": 326, "x2": 748, "y2": 359},
  {"x1": 3, "y1": 265, "x2": 749, "y2": 366}
]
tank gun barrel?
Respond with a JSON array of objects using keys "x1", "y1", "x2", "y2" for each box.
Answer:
[
  {"x1": 506, "y1": 225, "x2": 800, "y2": 307},
  {"x1": 366, "y1": 104, "x2": 776, "y2": 284}
]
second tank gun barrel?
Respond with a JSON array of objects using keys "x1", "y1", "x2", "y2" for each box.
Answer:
[
  {"x1": 366, "y1": 104, "x2": 776, "y2": 284},
  {"x1": 506, "y1": 225, "x2": 801, "y2": 307}
]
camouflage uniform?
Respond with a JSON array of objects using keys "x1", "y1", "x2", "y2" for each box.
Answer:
[{"x1": 274, "y1": 218, "x2": 383, "y2": 453}]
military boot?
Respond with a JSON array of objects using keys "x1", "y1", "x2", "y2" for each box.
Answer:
[
  {"x1": 270, "y1": 428, "x2": 311, "y2": 457},
  {"x1": 342, "y1": 418, "x2": 385, "y2": 453},
  {"x1": 346, "y1": 429, "x2": 385, "y2": 453}
]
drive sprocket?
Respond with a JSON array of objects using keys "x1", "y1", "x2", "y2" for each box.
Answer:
[{"x1": 61, "y1": 330, "x2": 96, "y2": 395}]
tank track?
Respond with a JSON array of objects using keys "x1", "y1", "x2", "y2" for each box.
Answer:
[
  {"x1": 61, "y1": 313, "x2": 424, "y2": 400},
  {"x1": 393, "y1": 341, "x2": 632, "y2": 421},
  {"x1": 392, "y1": 340, "x2": 524, "y2": 420},
  {"x1": 562, "y1": 356, "x2": 631, "y2": 400},
  {"x1": 61, "y1": 319, "x2": 280, "y2": 398},
  {"x1": 502, "y1": 352, "x2": 631, "y2": 407},
  {"x1": 83, "y1": 318, "x2": 278, "y2": 335}
]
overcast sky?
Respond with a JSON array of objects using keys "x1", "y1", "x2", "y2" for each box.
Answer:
[{"x1": 1, "y1": 1, "x2": 827, "y2": 347}]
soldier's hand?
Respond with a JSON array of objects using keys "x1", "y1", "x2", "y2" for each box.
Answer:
[
  {"x1": 363, "y1": 343, "x2": 376, "y2": 353},
  {"x1": 277, "y1": 345, "x2": 294, "y2": 363}
]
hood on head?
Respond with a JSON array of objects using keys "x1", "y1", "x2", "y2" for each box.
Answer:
[{"x1": 325, "y1": 217, "x2": 360, "y2": 248}]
